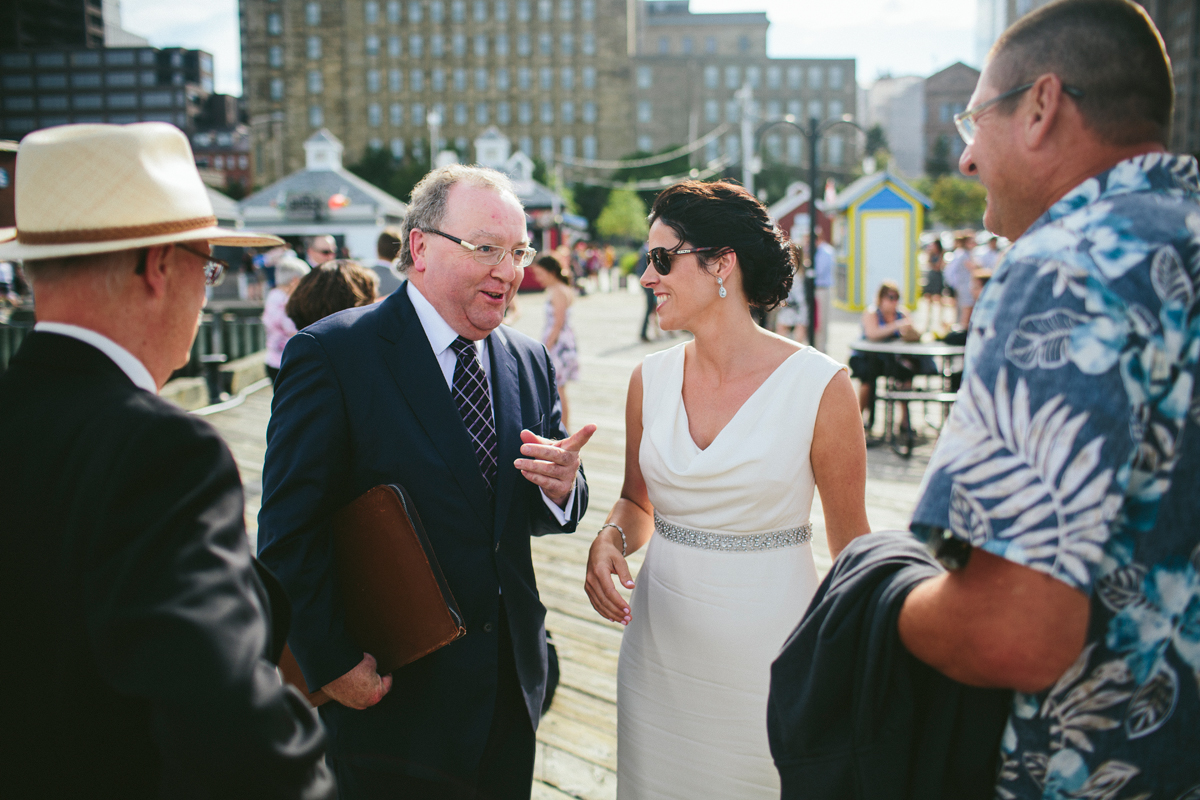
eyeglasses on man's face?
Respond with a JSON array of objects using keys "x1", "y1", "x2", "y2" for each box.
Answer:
[
  {"x1": 176, "y1": 242, "x2": 229, "y2": 287},
  {"x1": 954, "y1": 79, "x2": 1085, "y2": 146},
  {"x1": 648, "y1": 245, "x2": 728, "y2": 276},
  {"x1": 422, "y1": 228, "x2": 537, "y2": 268}
]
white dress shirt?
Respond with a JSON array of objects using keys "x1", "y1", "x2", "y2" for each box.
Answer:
[
  {"x1": 406, "y1": 283, "x2": 574, "y2": 522},
  {"x1": 34, "y1": 321, "x2": 157, "y2": 394}
]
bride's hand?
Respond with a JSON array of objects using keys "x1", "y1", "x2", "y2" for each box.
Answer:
[{"x1": 585, "y1": 533, "x2": 634, "y2": 625}]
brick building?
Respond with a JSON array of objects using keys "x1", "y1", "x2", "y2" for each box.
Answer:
[{"x1": 923, "y1": 61, "x2": 979, "y2": 175}]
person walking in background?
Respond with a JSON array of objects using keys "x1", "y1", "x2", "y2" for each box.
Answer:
[
  {"x1": 263, "y1": 254, "x2": 310, "y2": 383},
  {"x1": 635, "y1": 243, "x2": 660, "y2": 342},
  {"x1": 285, "y1": 259, "x2": 379, "y2": 330},
  {"x1": 944, "y1": 230, "x2": 978, "y2": 328},
  {"x1": 584, "y1": 180, "x2": 869, "y2": 800},
  {"x1": 813, "y1": 230, "x2": 835, "y2": 351},
  {"x1": 532, "y1": 254, "x2": 580, "y2": 432},
  {"x1": 774, "y1": 242, "x2": 809, "y2": 343},
  {"x1": 0, "y1": 122, "x2": 332, "y2": 799},
  {"x1": 306, "y1": 234, "x2": 338, "y2": 268},
  {"x1": 975, "y1": 232, "x2": 1003, "y2": 271},
  {"x1": 895, "y1": 3, "x2": 1200, "y2": 797},
  {"x1": 371, "y1": 228, "x2": 404, "y2": 297},
  {"x1": 922, "y1": 238, "x2": 948, "y2": 330}
]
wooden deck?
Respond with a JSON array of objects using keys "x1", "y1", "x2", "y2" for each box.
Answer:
[{"x1": 202, "y1": 287, "x2": 936, "y2": 800}]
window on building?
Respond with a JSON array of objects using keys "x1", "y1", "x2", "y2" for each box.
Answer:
[
  {"x1": 474, "y1": 34, "x2": 487, "y2": 56},
  {"x1": 518, "y1": 136, "x2": 532, "y2": 155},
  {"x1": 541, "y1": 135, "x2": 554, "y2": 159},
  {"x1": 637, "y1": 100, "x2": 651, "y2": 123},
  {"x1": 270, "y1": 78, "x2": 284, "y2": 99},
  {"x1": 725, "y1": 100, "x2": 739, "y2": 123},
  {"x1": 452, "y1": 0, "x2": 465, "y2": 22},
  {"x1": 582, "y1": 66, "x2": 595, "y2": 89},
  {"x1": 474, "y1": 0, "x2": 488, "y2": 21},
  {"x1": 560, "y1": 0, "x2": 573, "y2": 20},
  {"x1": 72, "y1": 72, "x2": 102, "y2": 88},
  {"x1": 432, "y1": 35, "x2": 445, "y2": 57},
  {"x1": 453, "y1": 33, "x2": 466, "y2": 57},
  {"x1": 105, "y1": 71, "x2": 135, "y2": 88},
  {"x1": 387, "y1": 35, "x2": 401, "y2": 56},
  {"x1": 411, "y1": 69, "x2": 425, "y2": 91},
  {"x1": 682, "y1": 37, "x2": 693, "y2": 55},
  {"x1": 582, "y1": 0, "x2": 594, "y2": 19},
  {"x1": 391, "y1": 102, "x2": 403, "y2": 125},
  {"x1": 658, "y1": 37, "x2": 669, "y2": 54},
  {"x1": 391, "y1": 138, "x2": 405, "y2": 158},
  {"x1": 39, "y1": 95, "x2": 69, "y2": 110},
  {"x1": 366, "y1": 1, "x2": 379, "y2": 23},
  {"x1": 829, "y1": 65, "x2": 843, "y2": 90},
  {"x1": 583, "y1": 135, "x2": 596, "y2": 158},
  {"x1": 766, "y1": 99, "x2": 781, "y2": 120},
  {"x1": 366, "y1": 35, "x2": 380, "y2": 55},
  {"x1": 809, "y1": 67, "x2": 823, "y2": 89},
  {"x1": 724, "y1": 133, "x2": 739, "y2": 159},
  {"x1": 582, "y1": 32, "x2": 595, "y2": 56},
  {"x1": 766, "y1": 66, "x2": 781, "y2": 89},
  {"x1": 496, "y1": 1, "x2": 508, "y2": 21},
  {"x1": 497, "y1": 101, "x2": 511, "y2": 124},
  {"x1": 389, "y1": 67, "x2": 403, "y2": 91},
  {"x1": 518, "y1": 101, "x2": 532, "y2": 124},
  {"x1": 828, "y1": 99, "x2": 843, "y2": 119},
  {"x1": 367, "y1": 69, "x2": 380, "y2": 92},
  {"x1": 430, "y1": 1, "x2": 442, "y2": 22},
  {"x1": 411, "y1": 35, "x2": 424, "y2": 57},
  {"x1": 538, "y1": 0, "x2": 552, "y2": 21},
  {"x1": 413, "y1": 102, "x2": 425, "y2": 124},
  {"x1": 738, "y1": 35, "x2": 749, "y2": 53},
  {"x1": 518, "y1": 68, "x2": 531, "y2": 90},
  {"x1": 307, "y1": 36, "x2": 322, "y2": 59},
  {"x1": 787, "y1": 134, "x2": 801, "y2": 164},
  {"x1": 787, "y1": 99, "x2": 801, "y2": 118},
  {"x1": 765, "y1": 133, "x2": 781, "y2": 160},
  {"x1": 71, "y1": 51, "x2": 100, "y2": 66},
  {"x1": 269, "y1": 46, "x2": 284, "y2": 68},
  {"x1": 474, "y1": 68, "x2": 487, "y2": 90},
  {"x1": 268, "y1": 12, "x2": 283, "y2": 34},
  {"x1": 432, "y1": 68, "x2": 445, "y2": 90},
  {"x1": 496, "y1": 68, "x2": 510, "y2": 90},
  {"x1": 140, "y1": 69, "x2": 156, "y2": 86},
  {"x1": 495, "y1": 35, "x2": 509, "y2": 56},
  {"x1": 561, "y1": 33, "x2": 574, "y2": 55},
  {"x1": 705, "y1": 99, "x2": 718, "y2": 123},
  {"x1": 367, "y1": 102, "x2": 380, "y2": 125},
  {"x1": 704, "y1": 65, "x2": 718, "y2": 89},
  {"x1": 560, "y1": 67, "x2": 573, "y2": 90},
  {"x1": 539, "y1": 67, "x2": 552, "y2": 90},
  {"x1": 561, "y1": 100, "x2": 574, "y2": 124},
  {"x1": 582, "y1": 101, "x2": 596, "y2": 123},
  {"x1": 540, "y1": 101, "x2": 553, "y2": 124},
  {"x1": 387, "y1": 0, "x2": 401, "y2": 23},
  {"x1": 746, "y1": 65, "x2": 761, "y2": 88},
  {"x1": 705, "y1": 138, "x2": 719, "y2": 163},
  {"x1": 518, "y1": 34, "x2": 531, "y2": 56},
  {"x1": 808, "y1": 99, "x2": 822, "y2": 120},
  {"x1": 787, "y1": 65, "x2": 802, "y2": 89},
  {"x1": 304, "y1": 1, "x2": 321, "y2": 25},
  {"x1": 561, "y1": 136, "x2": 575, "y2": 158},
  {"x1": 476, "y1": 102, "x2": 489, "y2": 123},
  {"x1": 637, "y1": 135, "x2": 653, "y2": 152},
  {"x1": 539, "y1": 33, "x2": 552, "y2": 55},
  {"x1": 454, "y1": 102, "x2": 467, "y2": 125},
  {"x1": 705, "y1": 36, "x2": 716, "y2": 54},
  {"x1": 454, "y1": 68, "x2": 467, "y2": 91},
  {"x1": 725, "y1": 65, "x2": 739, "y2": 89},
  {"x1": 828, "y1": 135, "x2": 843, "y2": 165},
  {"x1": 636, "y1": 66, "x2": 651, "y2": 89},
  {"x1": 308, "y1": 69, "x2": 323, "y2": 93},
  {"x1": 517, "y1": 0, "x2": 530, "y2": 21},
  {"x1": 309, "y1": 105, "x2": 323, "y2": 126}
]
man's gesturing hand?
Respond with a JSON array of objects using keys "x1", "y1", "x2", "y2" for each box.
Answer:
[
  {"x1": 515, "y1": 424, "x2": 596, "y2": 507},
  {"x1": 321, "y1": 652, "x2": 392, "y2": 710}
]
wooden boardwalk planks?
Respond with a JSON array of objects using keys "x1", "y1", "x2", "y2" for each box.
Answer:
[{"x1": 201, "y1": 287, "x2": 934, "y2": 799}]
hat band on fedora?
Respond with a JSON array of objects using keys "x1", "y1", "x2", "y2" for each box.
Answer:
[{"x1": 17, "y1": 215, "x2": 219, "y2": 246}]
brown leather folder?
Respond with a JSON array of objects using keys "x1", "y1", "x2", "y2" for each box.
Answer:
[{"x1": 279, "y1": 484, "x2": 467, "y2": 706}]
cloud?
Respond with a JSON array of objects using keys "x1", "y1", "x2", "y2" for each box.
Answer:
[{"x1": 119, "y1": 0, "x2": 242, "y2": 95}]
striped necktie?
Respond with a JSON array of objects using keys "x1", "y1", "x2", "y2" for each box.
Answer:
[{"x1": 449, "y1": 335, "x2": 498, "y2": 496}]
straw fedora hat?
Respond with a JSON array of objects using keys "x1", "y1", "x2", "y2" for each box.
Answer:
[{"x1": 0, "y1": 122, "x2": 282, "y2": 261}]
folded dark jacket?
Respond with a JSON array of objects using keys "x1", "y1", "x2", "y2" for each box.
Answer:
[{"x1": 768, "y1": 531, "x2": 1012, "y2": 800}]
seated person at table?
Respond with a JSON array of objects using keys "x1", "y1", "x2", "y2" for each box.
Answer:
[{"x1": 849, "y1": 280, "x2": 920, "y2": 432}]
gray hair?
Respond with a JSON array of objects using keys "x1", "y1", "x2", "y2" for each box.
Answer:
[
  {"x1": 396, "y1": 164, "x2": 522, "y2": 273},
  {"x1": 274, "y1": 254, "x2": 310, "y2": 285}
]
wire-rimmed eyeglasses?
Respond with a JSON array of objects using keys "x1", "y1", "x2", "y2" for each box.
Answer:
[
  {"x1": 176, "y1": 243, "x2": 229, "y2": 286},
  {"x1": 954, "y1": 81, "x2": 1085, "y2": 146},
  {"x1": 422, "y1": 228, "x2": 537, "y2": 268}
]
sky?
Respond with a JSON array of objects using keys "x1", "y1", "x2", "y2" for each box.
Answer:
[{"x1": 119, "y1": 0, "x2": 978, "y2": 97}]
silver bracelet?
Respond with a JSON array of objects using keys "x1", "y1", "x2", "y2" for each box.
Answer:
[{"x1": 599, "y1": 523, "x2": 626, "y2": 557}]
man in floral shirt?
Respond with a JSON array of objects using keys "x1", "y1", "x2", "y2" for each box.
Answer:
[{"x1": 899, "y1": 1, "x2": 1200, "y2": 798}]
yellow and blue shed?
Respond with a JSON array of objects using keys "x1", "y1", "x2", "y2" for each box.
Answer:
[{"x1": 831, "y1": 170, "x2": 932, "y2": 311}]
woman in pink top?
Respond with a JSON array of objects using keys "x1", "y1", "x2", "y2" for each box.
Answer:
[{"x1": 262, "y1": 255, "x2": 310, "y2": 382}]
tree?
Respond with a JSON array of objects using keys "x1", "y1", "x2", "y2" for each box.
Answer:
[
  {"x1": 595, "y1": 189, "x2": 649, "y2": 243},
  {"x1": 925, "y1": 135, "x2": 953, "y2": 178},
  {"x1": 866, "y1": 124, "x2": 889, "y2": 157},
  {"x1": 347, "y1": 146, "x2": 429, "y2": 204},
  {"x1": 916, "y1": 175, "x2": 988, "y2": 229}
]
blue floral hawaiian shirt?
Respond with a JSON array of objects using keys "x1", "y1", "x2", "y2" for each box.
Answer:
[{"x1": 910, "y1": 153, "x2": 1200, "y2": 800}]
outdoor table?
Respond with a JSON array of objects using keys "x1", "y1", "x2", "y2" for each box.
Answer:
[{"x1": 849, "y1": 338, "x2": 966, "y2": 458}]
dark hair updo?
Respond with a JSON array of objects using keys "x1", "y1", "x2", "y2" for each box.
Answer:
[
  {"x1": 534, "y1": 254, "x2": 571, "y2": 285},
  {"x1": 648, "y1": 180, "x2": 793, "y2": 309}
]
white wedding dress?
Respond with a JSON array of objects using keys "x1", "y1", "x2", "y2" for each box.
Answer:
[{"x1": 617, "y1": 342, "x2": 844, "y2": 799}]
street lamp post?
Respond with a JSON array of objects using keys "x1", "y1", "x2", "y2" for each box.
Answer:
[{"x1": 755, "y1": 114, "x2": 864, "y2": 347}]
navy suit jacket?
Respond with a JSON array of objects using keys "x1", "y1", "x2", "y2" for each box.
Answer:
[{"x1": 258, "y1": 283, "x2": 587, "y2": 780}]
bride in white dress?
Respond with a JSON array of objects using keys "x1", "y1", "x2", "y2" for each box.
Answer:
[{"x1": 584, "y1": 180, "x2": 870, "y2": 799}]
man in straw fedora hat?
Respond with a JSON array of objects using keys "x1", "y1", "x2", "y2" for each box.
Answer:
[{"x1": 0, "y1": 123, "x2": 334, "y2": 799}]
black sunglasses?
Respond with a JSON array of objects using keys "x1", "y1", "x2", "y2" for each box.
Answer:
[{"x1": 648, "y1": 245, "x2": 728, "y2": 275}]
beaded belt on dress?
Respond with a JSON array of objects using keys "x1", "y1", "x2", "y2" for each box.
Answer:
[{"x1": 654, "y1": 512, "x2": 812, "y2": 552}]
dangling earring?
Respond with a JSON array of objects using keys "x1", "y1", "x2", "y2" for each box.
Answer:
[{"x1": 717, "y1": 276, "x2": 727, "y2": 298}]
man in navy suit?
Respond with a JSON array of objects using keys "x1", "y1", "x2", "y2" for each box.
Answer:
[{"x1": 259, "y1": 164, "x2": 593, "y2": 799}]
